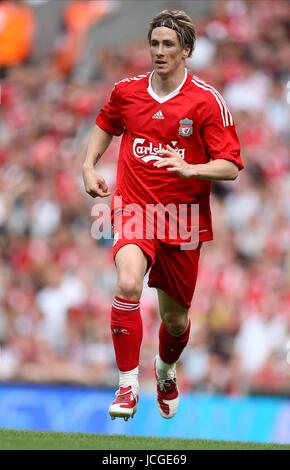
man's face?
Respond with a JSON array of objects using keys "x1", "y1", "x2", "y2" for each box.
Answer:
[{"x1": 150, "y1": 26, "x2": 189, "y2": 77}]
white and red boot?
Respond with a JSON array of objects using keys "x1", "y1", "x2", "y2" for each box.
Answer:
[
  {"x1": 154, "y1": 356, "x2": 179, "y2": 419},
  {"x1": 109, "y1": 386, "x2": 138, "y2": 421}
]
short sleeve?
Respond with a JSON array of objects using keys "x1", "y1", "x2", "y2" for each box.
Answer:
[
  {"x1": 96, "y1": 87, "x2": 124, "y2": 136},
  {"x1": 201, "y1": 92, "x2": 244, "y2": 170}
]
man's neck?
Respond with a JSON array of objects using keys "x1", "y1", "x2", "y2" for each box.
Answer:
[{"x1": 151, "y1": 67, "x2": 186, "y2": 98}]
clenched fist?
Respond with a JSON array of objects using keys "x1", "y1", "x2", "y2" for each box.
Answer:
[{"x1": 82, "y1": 166, "x2": 111, "y2": 198}]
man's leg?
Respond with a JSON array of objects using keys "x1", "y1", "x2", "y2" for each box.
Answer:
[
  {"x1": 109, "y1": 243, "x2": 148, "y2": 420},
  {"x1": 157, "y1": 288, "x2": 190, "y2": 364},
  {"x1": 154, "y1": 289, "x2": 190, "y2": 419},
  {"x1": 148, "y1": 242, "x2": 201, "y2": 417}
]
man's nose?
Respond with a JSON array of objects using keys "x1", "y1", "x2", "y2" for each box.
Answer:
[{"x1": 156, "y1": 44, "x2": 164, "y2": 55}]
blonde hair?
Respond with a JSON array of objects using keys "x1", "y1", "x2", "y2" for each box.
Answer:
[{"x1": 148, "y1": 10, "x2": 196, "y2": 56}]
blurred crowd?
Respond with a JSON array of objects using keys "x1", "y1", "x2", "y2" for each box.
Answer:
[{"x1": 0, "y1": 0, "x2": 290, "y2": 395}]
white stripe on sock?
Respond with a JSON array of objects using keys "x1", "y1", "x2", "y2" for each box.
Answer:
[
  {"x1": 113, "y1": 298, "x2": 139, "y2": 307},
  {"x1": 113, "y1": 303, "x2": 139, "y2": 311},
  {"x1": 113, "y1": 298, "x2": 140, "y2": 311}
]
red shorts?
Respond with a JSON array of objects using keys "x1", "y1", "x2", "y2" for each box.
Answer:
[{"x1": 112, "y1": 235, "x2": 201, "y2": 310}]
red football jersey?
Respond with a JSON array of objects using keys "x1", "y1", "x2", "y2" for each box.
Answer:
[{"x1": 96, "y1": 69, "x2": 243, "y2": 243}]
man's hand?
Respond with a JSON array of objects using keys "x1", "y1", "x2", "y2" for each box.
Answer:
[
  {"x1": 154, "y1": 145, "x2": 194, "y2": 178},
  {"x1": 154, "y1": 145, "x2": 239, "y2": 181},
  {"x1": 82, "y1": 166, "x2": 111, "y2": 198}
]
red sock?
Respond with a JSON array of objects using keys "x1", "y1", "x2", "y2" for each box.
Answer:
[
  {"x1": 159, "y1": 319, "x2": 191, "y2": 364},
  {"x1": 111, "y1": 296, "x2": 143, "y2": 372}
]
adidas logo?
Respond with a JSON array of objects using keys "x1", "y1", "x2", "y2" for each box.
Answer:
[{"x1": 152, "y1": 110, "x2": 164, "y2": 119}]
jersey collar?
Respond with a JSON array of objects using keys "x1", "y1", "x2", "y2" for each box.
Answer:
[{"x1": 147, "y1": 69, "x2": 188, "y2": 104}]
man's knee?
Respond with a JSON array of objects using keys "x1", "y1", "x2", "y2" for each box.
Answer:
[
  {"x1": 117, "y1": 272, "x2": 143, "y2": 300},
  {"x1": 162, "y1": 312, "x2": 188, "y2": 336}
]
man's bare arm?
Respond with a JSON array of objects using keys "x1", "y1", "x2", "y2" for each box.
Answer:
[
  {"x1": 188, "y1": 158, "x2": 239, "y2": 180},
  {"x1": 82, "y1": 125, "x2": 113, "y2": 198},
  {"x1": 154, "y1": 145, "x2": 239, "y2": 180}
]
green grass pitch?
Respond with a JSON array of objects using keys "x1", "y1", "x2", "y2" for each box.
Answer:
[{"x1": 0, "y1": 429, "x2": 289, "y2": 450}]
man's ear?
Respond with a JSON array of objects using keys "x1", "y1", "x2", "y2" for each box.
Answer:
[{"x1": 182, "y1": 47, "x2": 191, "y2": 59}]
